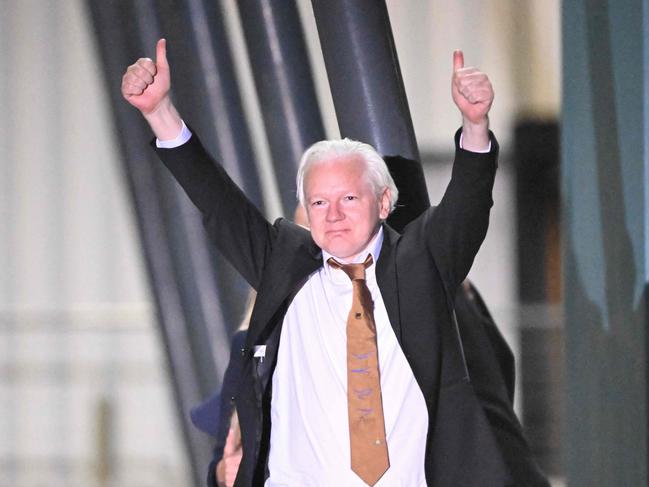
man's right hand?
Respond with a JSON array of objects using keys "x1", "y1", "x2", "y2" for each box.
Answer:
[
  {"x1": 121, "y1": 39, "x2": 182, "y2": 140},
  {"x1": 122, "y1": 38, "x2": 170, "y2": 114},
  {"x1": 216, "y1": 414, "x2": 243, "y2": 487}
]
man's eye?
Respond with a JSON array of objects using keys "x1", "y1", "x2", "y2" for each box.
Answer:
[
  {"x1": 344, "y1": 195, "x2": 357, "y2": 201},
  {"x1": 311, "y1": 200, "x2": 325, "y2": 206}
]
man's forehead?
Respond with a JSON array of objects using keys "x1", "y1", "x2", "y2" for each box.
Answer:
[
  {"x1": 305, "y1": 158, "x2": 371, "y2": 194},
  {"x1": 306, "y1": 155, "x2": 366, "y2": 180}
]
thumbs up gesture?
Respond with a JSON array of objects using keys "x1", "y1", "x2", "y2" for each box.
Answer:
[
  {"x1": 451, "y1": 50, "x2": 494, "y2": 150},
  {"x1": 121, "y1": 39, "x2": 182, "y2": 140},
  {"x1": 451, "y1": 50, "x2": 494, "y2": 125},
  {"x1": 122, "y1": 39, "x2": 171, "y2": 115}
]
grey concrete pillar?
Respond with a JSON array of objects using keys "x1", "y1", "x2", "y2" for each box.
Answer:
[{"x1": 237, "y1": 0, "x2": 326, "y2": 215}]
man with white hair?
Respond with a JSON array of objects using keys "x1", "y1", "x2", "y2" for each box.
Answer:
[{"x1": 122, "y1": 39, "x2": 530, "y2": 486}]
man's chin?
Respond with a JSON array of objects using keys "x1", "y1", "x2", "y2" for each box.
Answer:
[
  {"x1": 321, "y1": 243, "x2": 351, "y2": 260},
  {"x1": 322, "y1": 244, "x2": 365, "y2": 261}
]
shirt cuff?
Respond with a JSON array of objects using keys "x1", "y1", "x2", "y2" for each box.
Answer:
[
  {"x1": 459, "y1": 132, "x2": 491, "y2": 153},
  {"x1": 156, "y1": 120, "x2": 193, "y2": 148}
]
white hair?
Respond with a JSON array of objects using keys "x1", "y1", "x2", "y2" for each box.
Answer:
[{"x1": 296, "y1": 138, "x2": 399, "y2": 213}]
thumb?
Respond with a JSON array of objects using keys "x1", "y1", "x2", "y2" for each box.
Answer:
[
  {"x1": 453, "y1": 49, "x2": 464, "y2": 72},
  {"x1": 156, "y1": 38, "x2": 168, "y2": 70}
]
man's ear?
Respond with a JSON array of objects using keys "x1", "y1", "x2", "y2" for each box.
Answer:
[
  {"x1": 294, "y1": 204, "x2": 310, "y2": 228},
  {"x1": 379, "y1": 188, "x2": 391, "y2": 220}
]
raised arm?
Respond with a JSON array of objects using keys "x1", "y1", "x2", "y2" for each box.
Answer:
[
  {"x1": 386, "y1": 50, "x2": 493, "y2": 233},
  {"x1": 121, "y1": 40, "x2": 276, "y2": 288},
  {"x1": 121, "y1": 38, "x2": 183, "y2": 140},
  {"x1": 421, "y1": 51, "x2": 497, "y2": 292}
]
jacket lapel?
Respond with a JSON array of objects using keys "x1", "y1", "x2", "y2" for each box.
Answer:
[
  {"x1": 376, "y1": 224, "x2": 403, "y2": 344},
  {"x1": 245, "y1": 226, "x2": 322, "y2": 351}
]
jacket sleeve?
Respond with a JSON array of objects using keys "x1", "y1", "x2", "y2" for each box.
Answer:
[
  {"x1": 154, "y1": 134, "x2": 275, "y2": 289},
  {"x1": 420, "y1": 128, "x2": 498, "y2": 295}
]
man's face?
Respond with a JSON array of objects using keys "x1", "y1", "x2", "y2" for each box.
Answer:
[{"x1": 304, "y1": 155, "x2": 390, "y2": 261}]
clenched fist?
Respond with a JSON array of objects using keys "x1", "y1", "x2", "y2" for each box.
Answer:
[
  {"x1": 121, "y1": 39, "x2": 182, "y2": 140},
  {"x1": 122, "y1": 38, "x2": 171, "y2": 114},
  {"x1": 451, "y1": 50, "x2": 494, "y2": 151}
]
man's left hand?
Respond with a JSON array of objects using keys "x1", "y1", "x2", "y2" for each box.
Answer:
[
  {"x1": 451, "y1": 50, "x2": 494, "y2": 124},
  {"x1": 451, "y1": 50, "x2": 494, "y2": 151}
]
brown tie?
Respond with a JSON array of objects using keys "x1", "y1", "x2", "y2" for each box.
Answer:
[{"x1": 328, "y1": 254, "x2": 389, "y2": 485}]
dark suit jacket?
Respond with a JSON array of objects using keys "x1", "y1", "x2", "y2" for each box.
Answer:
[
  {"x1": 383, "y1": 155, "x2": 547, "y2": 486},
  {"x1": 190, "y1": 331, "x2": 247, "y2": 468},
  {"x1": 156, "y1": 130, "x2": 540, "y2": 486}
]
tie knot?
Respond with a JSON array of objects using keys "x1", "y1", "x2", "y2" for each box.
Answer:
[{"x1": 327, "y1": 254, "x2": 373, "y2": 281}]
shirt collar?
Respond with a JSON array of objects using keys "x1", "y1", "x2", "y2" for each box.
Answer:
[{"x1": 321, "y1": 226, "x2": 384, "y2": 281}]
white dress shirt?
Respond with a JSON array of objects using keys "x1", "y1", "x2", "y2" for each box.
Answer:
[{"x1": 266, "y1": 228, "x2": 428, "y2": 486}]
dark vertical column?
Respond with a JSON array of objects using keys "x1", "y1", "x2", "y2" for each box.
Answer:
[
  {"x1": 514, "y1": 121, "x2": 563, "y2": 475},
  {"x1": 153, "y1": 0, "x2": 265, "y2": 335},
  {"x1": 310, "y1": 0, "x2": 418, "y2": 160},
  {"x1": 86, "y1": 6, "x2": 209, "y2": 484},
  {"x1": 237, "y1": 0, "x2": 326, "y2": 215},
  {"x1": 311, "y1": 0, "x2": 429, "y2": 230},
  {"x1": 159, "y1": 0, "x2": 265, "y2": 211},
  {"x1": 563, "y1": 0, "x2": 648, "y2": 484},
  {"x1": 85, "y1": 1, "x2": 263, "y2": 484}
]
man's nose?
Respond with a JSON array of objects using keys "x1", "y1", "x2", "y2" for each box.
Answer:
[{"x1": 326, "y1": 202, "x2": 344, "y2": 222}]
